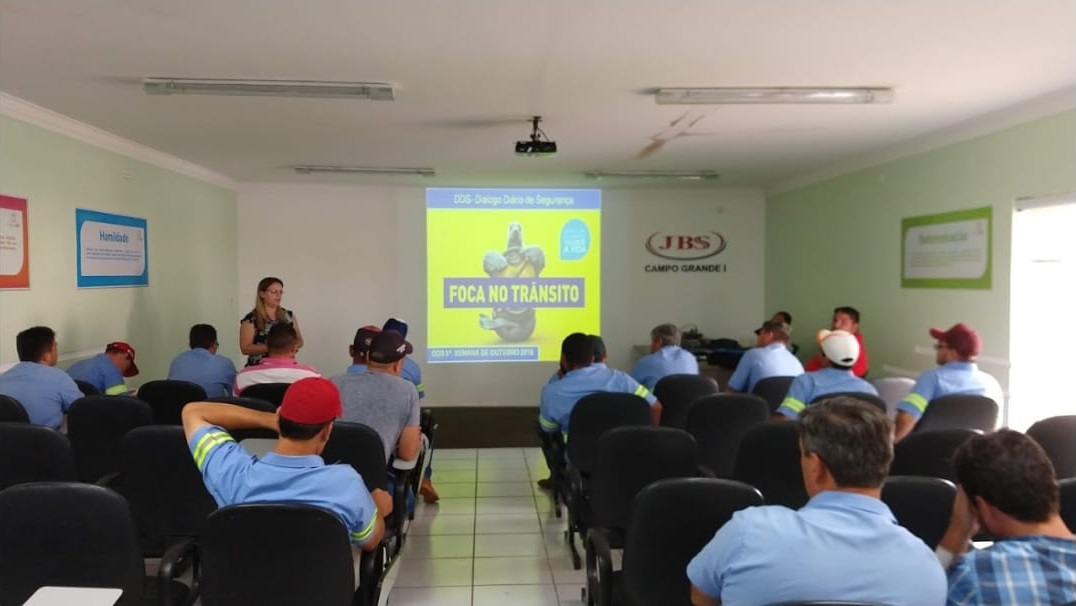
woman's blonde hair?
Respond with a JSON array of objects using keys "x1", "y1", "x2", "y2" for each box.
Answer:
[{"x1": 253, "y1": 277, "x2": 288, "y2": 332}]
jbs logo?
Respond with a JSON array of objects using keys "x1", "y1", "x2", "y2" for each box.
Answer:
[{"x1": 645, "y1": 232, "x2": 727, "y2": 260}]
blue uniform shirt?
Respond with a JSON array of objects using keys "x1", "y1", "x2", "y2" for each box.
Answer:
[
  {"x1": 401, "y1": 358, "x2": 424, "y2": 399},
  {"x1": 897, "y1": 362, "x2": 1003, "y2": 421},
  {"x1": 0, "y1": 361, "x2": 84, "y2": 428},
  {"x1": 687, "y1": 491, "x2": 947, "y2": 606},
  {"x1": 66, "y1": 354, "x2": 127, "y2": 395},
  {"x1": 778, "y1": 367, "x2": 878, "y2": 419},
  {"x1": 630, "y1": 346, "x2": 700, "y2": 390},
  {"x1": 188, "y1": 425, "x2": 379, "y2": 547},
  {"x1": 539, "y1": 365, "x2": 656, "y2": 436},
  {"x1": 167, "y1": 348, "x2": 237, "y2": 398},
  {"x1": 548, "y1": 362, "x2": 607, "y2": 384},
  {"x1": 727, "y1": 343, "x2": 805, "y2": 393}
]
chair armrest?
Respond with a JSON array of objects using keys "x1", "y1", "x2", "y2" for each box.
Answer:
[
  {"x1": 585, "y1": 529, "x2": 614, "y2": 606},
  {"x1": 95, "y1": 471, "x2": 120, "y2": 487},
  {"x1": 159, "y1": 537, "x2": 199, "y2": 606},
  {"x1": 696, "y1": 464, "x2": 717, "y2": 479},
  {"x1": 391, "y1": 456, "x2": 418, "y2": 471}
]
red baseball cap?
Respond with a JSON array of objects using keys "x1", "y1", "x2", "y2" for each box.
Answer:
[
  {"x1": 106, "y1": 342, "x2": 139, "y2": 377},
  {"x1": 278, "y1": 377, "x2": 343, "y2": 425},
  {"x1": 929, "y1": 323, "x2": 981, "y2": 359}
]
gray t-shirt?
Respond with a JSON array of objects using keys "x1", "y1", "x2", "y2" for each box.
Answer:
[{"x1": 330, "y1": 369, "x2": 420, "y2": 462}]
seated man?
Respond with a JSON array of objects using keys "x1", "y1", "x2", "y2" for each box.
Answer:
[
  {"x1": 777, "y1": 329, "x2": 877, "y2": 420},
  {"x1": 771, "y1": 311, "x2": 792, "y2": 326},
  {"x1": 687, "y1": 397, "x2": 946, "y2": 605},
  {"x1": 549, "y1": 334, "x2": 607, "y2": 384},
  {"x1": 66, "y1": 341, "x2": 138, "y2": 395},
  {"x1": 0, "y1": 326, "x2": 84, "y2": 428},
  {"x1": 805, "y1": 306, "x2": 869, "y2": 377},
  {"x1": 234, "y1": 324, "x2": 319, "y2": 394},
  {"x1": 167, "y1": 324, "x2": 237, "y2": 398},
  {"x1": 894, "y1": 323, "x2": 1004, "y2": 441},
  {"x1": 938, "y1": 429, "x2": 1075, "y2": 605},
  {"x1": 726, "y1": 321, "x2": 804, "y2": 393},
  {"x1": 631, "y1": 323, "x2": 700, "y2": 390}
]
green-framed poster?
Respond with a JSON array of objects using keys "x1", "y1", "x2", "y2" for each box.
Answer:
[{"x1": 901, "y1": 206, "x2": 992, "y2": 289}]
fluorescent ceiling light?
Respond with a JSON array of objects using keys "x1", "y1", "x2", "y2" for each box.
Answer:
[
  {"x1": 584, "y1": 170, "x2": 719, "y2": 181},
  {"x1": 655, "y1": 87, "x2": 893, "y2": 105},
  {"x1": 289, "y1": 165, "x2": 435, "y2": 177},
  {"x1": 144, "y1": 78, "x2": 395, "y2": 100}
]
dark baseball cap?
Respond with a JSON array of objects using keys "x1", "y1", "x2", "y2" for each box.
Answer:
[
  {"x1": 754, "y1": 321, "x2": 791, "y2": 338},
  {"x1": 368, "y1": 329, "x2": 414, "y2": 364},
  {"x1": 352, "y1": 325, "x2": 381, "y2": 354},
  {"x1": 382, "y1": 318, "x2": 409, "y2": 338},
  {"x1": 930, "y1": 323, "x2": 981, "y2": 359}
]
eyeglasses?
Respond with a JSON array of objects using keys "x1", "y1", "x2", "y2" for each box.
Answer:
[
  {"x1": 264, "y1": 289, "x2": 284, "y2": 296},
  {"x1": 933, "y1": 343, "x2": 948, "y2": 350}
]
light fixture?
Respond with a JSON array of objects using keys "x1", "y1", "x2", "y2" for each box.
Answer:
[
  {"x1": 289, "y1": 165, "x2": 435, "y2": 177},
  {"x1": 143, "y1": 78, "x2": 395, "y2": 100},
  {"x1": 654, "y1": 87, "x2": 893, "y2": 105},
  {"x1": 584, "y1": 170, "x2": 719, "y2": 181}
]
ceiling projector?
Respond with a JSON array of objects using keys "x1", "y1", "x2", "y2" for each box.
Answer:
[{"x1": 516, "y1": 116, "x2": 557, "y2": 157}]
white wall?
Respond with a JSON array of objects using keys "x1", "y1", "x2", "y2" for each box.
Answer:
[{"x1": 238, "y1": 184, "x2": 765, "y2": 407}]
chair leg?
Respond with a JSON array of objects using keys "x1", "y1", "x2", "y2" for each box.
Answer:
[{"x1": 565, "y1": 524, "x2": 582, "y2": 570}]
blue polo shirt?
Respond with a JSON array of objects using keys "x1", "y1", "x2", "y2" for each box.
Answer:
[
  {"x1": 777, "y1": 367, "x2": 878, "y2": 419},
  {"x1": 727, "y1": 343, "x2": 805, "y2": 393},
  {"x1": 687, "y1": 491, "x2": 947, "y2": 606},
  {"x1": 538, "y1": 365, "x2": 656, "y2": 436},
  {"x1": 897, "y1": 362, "x2": 1003, "y2": 421},
  {"x1": 548, "y1": 362, "x2": 607, "y2": 384},
  {"x1": 631, "y1": 346, "x2": 700, "y2": 390},
  {"x1": 0, "y1": 362, "x2": 85, "y2": 428},
  {"x1": 167, "y1": 348, "x2": 237, "y2": 398},
  {"x1": 66, "y1": 354, "x2": 127, "y2": 395},
  {"x1": 188, "y1": 425, "x2": 379, "y2": 547},
  {"x1": 401, "y1": 358, "x2": 425, "y2": 399}
]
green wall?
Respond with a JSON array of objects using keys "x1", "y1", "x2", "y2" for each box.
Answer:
[
  {"x1": 766, "y1": 110, "x2": 1076, "y2": 393},
  {"x1": 0, "y1": 115, "x2": 239, "y2": 386}
]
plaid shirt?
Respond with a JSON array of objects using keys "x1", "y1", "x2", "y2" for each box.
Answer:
[{"x1": 947, "y1": 536, "x2": 1076, "y2": 606}]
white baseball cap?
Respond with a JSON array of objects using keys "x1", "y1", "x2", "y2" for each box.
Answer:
[{"x1": 817, "y1": 329, "x2": 859, "y2": 367}]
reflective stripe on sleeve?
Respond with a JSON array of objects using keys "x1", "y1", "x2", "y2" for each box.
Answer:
[
  {"x1": 105, "y1": 384, "x2": 128, "y2": 395},
  {"x1": 781, "y1": 397, "x2": 806, "y2": 414},
  {"x1": 633, "y1": 385, "x2": 650, "y2": 398},
  {"x1": 192, "y1": 431, "x2": 235, "y2": 470},
  {"x1": 351, "y1": 515, "x2": 377, "y2": 543},
  {"x1": 538, "y1": 415, "x2": 559, "y2": 431},
  {"x1": 901, "y1": 392, "x2": 929, "y2": 414}
]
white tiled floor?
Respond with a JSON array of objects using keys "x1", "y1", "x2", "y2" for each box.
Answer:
[{"x1": 382, "y1": 447, "x2": 586, "y2": 606}]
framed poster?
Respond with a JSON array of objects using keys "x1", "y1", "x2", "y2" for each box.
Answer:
[
  {"x1": 901, "y1": 206, "x2": 991, "y2": 289},
  {"x1": 76, "y1": 209, "x2": 149, "y2": 288},
  {"x1": 0, "y1": 195, "x2": 30, "y2": 289}
]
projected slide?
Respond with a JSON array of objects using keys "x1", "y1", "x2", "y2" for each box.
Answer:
[{"x1": 427, "y1": 188, "x2": 601, "y2": 363}]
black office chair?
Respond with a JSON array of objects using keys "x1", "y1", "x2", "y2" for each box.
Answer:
[
  {"x1": 891, "y1": 428, "x2": 982, "y2": 482},
  {"x1": 914, "y1": 394, "x2": 998, "y2": 433},
  {"x1": 654, "y1": 374, "x2": 719, "y2": 428},
  {"x1": 1060, "y1": 478, "x2": 1076, "y2": 532},
  {"x1": 0, "y1": 424, "x2": 76, "y2": 490},
  {"x1": 206, "y1": 396, "x2": 278, "y2": 440},
  {"x1": 74, "y1": 379, "x2": 101, "y2": 396},
  {"x1": 686, "y1": 394, "x2": 770, "y2": 478},
  {"x1": 733, "y1": 421, "x2": 807, "y2": 508},
  {"x1": 564, "y1": 392, "x2": 651, "y2": 569},
  {"x1": 881, "y1": 476, "x2": 956, "y2": 549},
  {"x1": 584, "y1": 427, "x2": 701, "y2": 606},
  {"x1": 66, "y1": 395, "x2": 154, "y2": 482},
  {"x1": 238, "y1": 382, "x2": 290, "y2": 408},
  {"x1": 588, "y1": 478, "x2": 763, "y2": 606},
  {"x1": 809, "y1": 391, "x2": 888, "y2": 414},
  {"x1": 752, "y1": 376, "x2": 796, "y2": 414},
  {"x1": 0, "y1": 394, "x2": 29, "y2": 423},
  {"x1": 537, "y1": 419, "x2": 568, "y2": 518},
  {"x1": 1027, "y1": 415, "x2": 1076, "y2": 479},
  {"x1": 137, "y1": 379, "x2": 207, "y2": 425},
  {"x1": 0, "y1": 482, "x2": 193, "y2": 606}
]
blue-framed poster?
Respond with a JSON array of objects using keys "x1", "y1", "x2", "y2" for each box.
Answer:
[{"x1": 75, "y1": 209, "x2": 149, "y2": 288}]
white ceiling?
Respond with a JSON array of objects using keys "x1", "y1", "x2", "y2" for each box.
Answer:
[{"x1": 1, "y1": 0, "x2": 1074, "y2": 188}]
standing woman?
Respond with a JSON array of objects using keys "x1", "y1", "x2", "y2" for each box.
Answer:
[{"x1": 240, "y1": 277, "x2": 304, "y2": 367}]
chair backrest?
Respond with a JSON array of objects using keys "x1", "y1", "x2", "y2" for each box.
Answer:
[
  {"x1": 685, "y1": 394, "x2": 770, "y2": 478},
  {"x1": 654, "y1": 374, "x2": 720, "y2": 428},
  {"x1": 238, "y1": 382, "x2": 290, "y2": 407},
  {"x1": 321, "y1": 421, "x2": 389, "y2": 492},
  {"x1": 565, "y1": 392, "x2": 650, "y2": 475},
  {"x1": 915, "y1": 394, "x2": 998, "y2": 433},
  {"x1": 74, "y1": 379, "x2": 101, "y2": 396},
  {"x1": 1060, "y1": 478, "x2": 1076, "y2": 532},
  {"x1": 733, "y1": 422, "x2": 807, "y2": 508},
  {"x1": 0, "y1": 482, "x2": 145, "y2": 606},
  {"x1": 0, "y1": 394, "x2": 29, "y2": 423},
  {"x1": 136, "y1": 379, "x2": 207, "y2": 425},
  {"x1": 207, "y1": 395, "x2": 276, "y2": 412},
  {"x1": 622, "y1": 478, "x2": 763, "y2": 606},
  {"x1": 809, "y1": 391, "x2": 888, "y2": 414},
  {"x1": 751, "y1": 376, "x2": 795, "y2": 414},
  {"x1": 66, "y1": 396, "x2": 154, "y2": 482},
  {"x1": 0, "y1": 424, "x2": 76, "y2": 490},
  {"x1": 200, "y1": 503, "x2": 355, "y2": 606},
  {"x1": 881, "y1": 476, "x2": 956, "y2": 549},
  {"x1": 113, "y1": 426, "x2": 218, "y2": 555},
  {"x1": 1027, "y1": 415, "x2": 1076, "y2": 479},
  {"x1": 890, "y1": 428, "x2": 982, "y2": 482},
  {"x1": 870, "y1": 377, "x2": 915, "y2": 419}
]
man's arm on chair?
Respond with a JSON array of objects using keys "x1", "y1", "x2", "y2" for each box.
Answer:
[{"x1": 182, "y1": 402, "x2": 278, "y2": 443}]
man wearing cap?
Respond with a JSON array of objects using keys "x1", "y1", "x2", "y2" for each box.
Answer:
[
  {"x1": 805, "y1": 306, "x2": 869, "y2": 378},
  {"x1": 234, "y1": 324, "x2": 319, "y2": 395},
  {"x1": 167, "y1": 324, "x2": 237, "y2": 398},
  {"x1": 776, "y1": 329, "x2": 877, "y2": 420},
  {"x1": 181, "y1": 378, "x2": 386, "y2": 564},
  {"x1": 631, "y1": 323, "x2": 700, "y2": 391},
  {"x1": 726, "y1": 321, "x2": 804, "y2": 393},
  {"x1": 0, "y1": 326, "x2": 85, "y2": 429},
  {"x1": 383, "y1": 318, "x2": 425, "y2": 400},
  {"x1": 66, "y1": 341, "x2": 138, "y2": 395},
  {"x1": 894, "y1": 323, "x2": 1003, "y2": 441}
]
